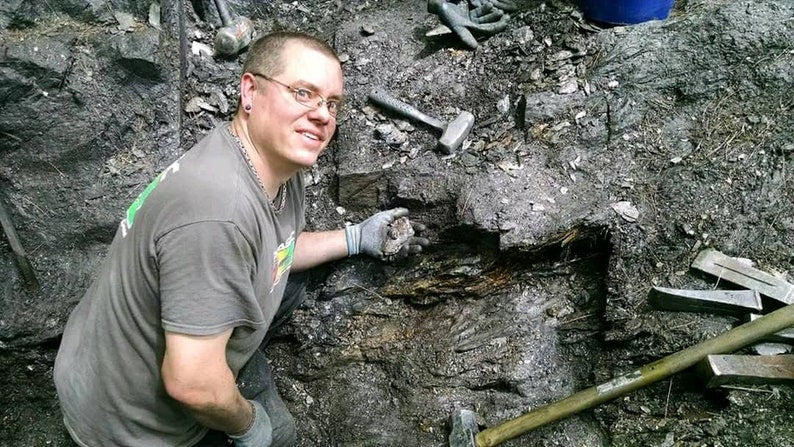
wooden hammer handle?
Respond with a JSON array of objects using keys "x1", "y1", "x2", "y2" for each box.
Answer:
[
  {"x1": 368, "y1": 88, "x2": 446, "y2": 131},
  {"x1": 0, "y1": 195, "x2": 39, "y2": 291},
  {"x1": 214, "y1": 0, "x2": 234, "y2": 26}
]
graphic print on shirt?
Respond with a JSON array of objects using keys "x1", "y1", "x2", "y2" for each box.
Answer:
[
  {"x1": 271, "y1": 231, "x2": 295, "y2": 292},
  {"x1": 119, "y1": 155, "x2": 184, "y2": 238}
]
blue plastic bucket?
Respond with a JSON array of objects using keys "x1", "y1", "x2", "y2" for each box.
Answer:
[{"x1": 578, "y1": 0, "x2": 674, "y2": 25}]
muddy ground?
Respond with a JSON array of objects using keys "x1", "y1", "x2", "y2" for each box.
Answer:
[{"x1": 1, "y1": 0, "x2": 793, "y2": 446}]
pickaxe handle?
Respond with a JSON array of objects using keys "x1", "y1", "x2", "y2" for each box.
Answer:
[
  {"x1": 368, "y1": 88, "x2": 446, "y2": 132},
  {"x1": 475, "y1": 302, "x2": 794, "y2": 446}
]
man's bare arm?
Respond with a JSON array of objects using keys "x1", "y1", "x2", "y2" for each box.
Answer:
[
  {"x1": 291, "y1": 229, "x2": 348, "y2": 272},
  {"x1": 161, "y1": 329, "x2": 252, "y2": 434}
]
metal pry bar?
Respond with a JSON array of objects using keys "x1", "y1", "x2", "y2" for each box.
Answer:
[
  {"x1": 648, "y1": 286, "x2": 762, "y2": 316},
  {"x1": 691, "y1": 248, "x2": 794, "y2": 305},
  {"x1": 697, "y1": 354, "x2": 794, "y2": 388}
]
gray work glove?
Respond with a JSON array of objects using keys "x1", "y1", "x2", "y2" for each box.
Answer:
[
  {"x1": 469, "y1": 0, "x2": 518, "y2": 13},
  {"x1": 229, "y1": 400, "x2": 272, "y2": 447},
  {"x1": 469, "y1": 2, "x2": 505, "y2": 24},
  {"x1": 345, "y1": 208, "x2": 430, "y2": 261},
  {"x1": 428, "y1": 0, "x2": 510, "y2": 49}
]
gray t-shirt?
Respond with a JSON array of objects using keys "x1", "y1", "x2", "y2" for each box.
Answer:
[{"x1": 54, "y1": 124, "x2": 305, "y2": 446}]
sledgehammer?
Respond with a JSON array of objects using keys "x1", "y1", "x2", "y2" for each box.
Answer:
[
  {"x1": 368, "y1": 88, "x2": 474, "y2": 154},
  {"x1": 213, "y1": 0, "x2": 253, "y2": 56},
  {"x1": 450, "y1": 301, "x2": 794, "y2": 446}
]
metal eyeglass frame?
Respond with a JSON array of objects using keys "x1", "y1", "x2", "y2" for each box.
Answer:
[{"x1": 250, "y1": 72, "x2": 341, "y2": 118}]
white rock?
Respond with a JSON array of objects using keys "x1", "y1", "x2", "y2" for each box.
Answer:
[
  {"x1": 558, "y1": 79, "x2": 578, "y2": 94},
  {"x1": 610, "y1": 201, "x2": 639, "y2": 222},
  {"x1": 496, "y1": 95, "x2": 510, "y2": 114},
  {"x1": 191, "y1": 41, "x2": 213, "y2": 57}
]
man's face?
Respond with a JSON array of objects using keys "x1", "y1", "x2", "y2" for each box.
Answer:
[{"x1": 247, "y1": 41, "x2": 344, "y2": 172}]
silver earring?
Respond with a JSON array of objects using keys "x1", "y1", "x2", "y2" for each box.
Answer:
[{"x1": 244, "y1": 104, "x2": 252, "y2": 111}]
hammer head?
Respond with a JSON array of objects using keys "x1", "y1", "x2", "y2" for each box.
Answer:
[
  {"x1": 438, "y1": 111, "x2": 475, "y2": 155},
  {"x1": 449, "y1": 409, "x2": 479, "y2": 447},
  {"x1": 214, "y1": 16, "x2": 254, "y2": 56}
]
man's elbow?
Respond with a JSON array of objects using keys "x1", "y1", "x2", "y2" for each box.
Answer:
[{"x1": 162, "y1": 369, "x2": 220, "y2": 411}]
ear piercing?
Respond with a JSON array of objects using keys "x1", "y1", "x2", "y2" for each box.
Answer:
[{"x1": 244, "y1": 104, "x2": 252, "y2": 111}]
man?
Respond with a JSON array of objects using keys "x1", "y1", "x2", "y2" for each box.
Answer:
[{"x1": 54, "y1": 31, "x2": 428, "y2": 446}]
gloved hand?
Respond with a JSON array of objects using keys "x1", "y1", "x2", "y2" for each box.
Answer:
[
  {"x1": 469, "y1": 0, "x2": 518, "y2": 13},
  {"x1": 229, "y1": 400, "x2": 272, "y2": 447},
  {"x1": 428, "y1": 0, "x2": 510, "y2": 49},
  {"x1": 345, "y1": 208, "x2": 430, "y2": 261},
  {"x1": 469, "y1": 2, "x2": 505, "y2": 24}
]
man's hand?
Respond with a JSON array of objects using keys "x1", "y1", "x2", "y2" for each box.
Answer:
[
  {"x1": 345, "y1": 208, "x2": 430, "y2": 261},
  {"x1": 162, "y1": 330, "x2": 262, "y2": 439},
  {"x1": 229, "y1": 400, "x2": 272, "y2": 447}
]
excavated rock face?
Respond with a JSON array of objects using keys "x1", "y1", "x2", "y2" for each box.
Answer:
[{"x1": 1, "y1": 0, "x2": 793, "y2": 446}]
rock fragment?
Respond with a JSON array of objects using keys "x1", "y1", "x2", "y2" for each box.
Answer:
[{"x1": 382, "y1": 217, "x2": 415, "y2": 257}]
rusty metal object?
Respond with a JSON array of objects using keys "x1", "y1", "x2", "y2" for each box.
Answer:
[
  {"x1": 381, "y1": 216, "x2": 415, "y2": 257},
  {"x1": 648, "y1": 286, "x2": 762, "y2": 316},
  {"x1": 691, "y1": 248, "x2": 794, "y2": 305},
  {"x1": 697, "y1": 354, "x2": 794, "y2": 388},
  {"x1": 0, "y1": 194, "x2": 39, "y2": 291}
]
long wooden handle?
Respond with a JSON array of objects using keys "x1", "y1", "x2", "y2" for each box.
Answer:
[
  {"x1": 214, "y1": 0, "x2": 233, "y2": 26},
  {"x1": 476, "y1": 303, "x2": 794, "y2": 446},
  {"x1": 0, "y1": 196, "x2": 39, "y2": 291},
  {"x1": 368, "y1": 88, "x2": 445, "y2": 131}
]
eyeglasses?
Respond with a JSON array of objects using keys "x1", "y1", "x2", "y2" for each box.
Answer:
[{"x1": 251, "y1": 73, "x2": 341, "y2": 118}]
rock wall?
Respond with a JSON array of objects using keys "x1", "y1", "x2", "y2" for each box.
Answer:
[{"x1": 1, "y1": 0, "x2": 793, "y2": 446}]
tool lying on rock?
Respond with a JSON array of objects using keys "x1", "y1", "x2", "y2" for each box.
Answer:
[
  {"x1": 0, "y1": 194, "x2": 39, "y2": 291},
  {"x1": 368, "y1": 88, "x2": 474, "y2": 154},
  {"x1": 213, "y1": 0, "x2": 253, "y2": 56},
  {"x1": 449, "y1": 302, "x2": 794, "y2": 447},
  {"x1": 648, "y1": 286, "x2": 762, "y2": 316},
  {"x1": 692, "y1": 248, "x2": 794, "y2": 305},
  {"x1": 697, "y1": 354, "x2": 794, "y2": 388}
]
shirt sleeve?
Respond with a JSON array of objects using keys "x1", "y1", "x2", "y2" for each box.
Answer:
[{"x1": 156, "y1": 221, "x2": 267, "y2": 335}]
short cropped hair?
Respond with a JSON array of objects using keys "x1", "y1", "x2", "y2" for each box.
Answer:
[{"x1": 242, "y1": 31, "x2": 339, "y2": 78}]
